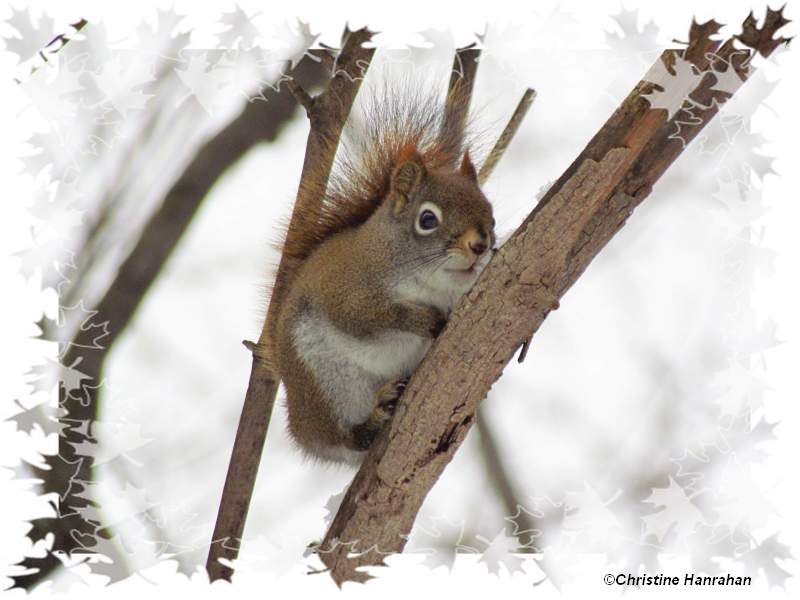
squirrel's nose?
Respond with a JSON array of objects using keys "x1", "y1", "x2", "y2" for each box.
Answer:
[{"x1": 469, "y1": 240, "x2": 487, "y2": 256}]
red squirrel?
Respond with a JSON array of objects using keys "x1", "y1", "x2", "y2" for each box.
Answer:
[{"x1": 266, "y1": 90, "x2": 495, "y2": 465}]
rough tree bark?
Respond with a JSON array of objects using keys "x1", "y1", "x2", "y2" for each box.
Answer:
[
  {"x1": 14, "y1": 57, "x2": 327, "y2": 590},
  {"x1": 318, "y1": 9, "x2": 790, "y2": 585}
]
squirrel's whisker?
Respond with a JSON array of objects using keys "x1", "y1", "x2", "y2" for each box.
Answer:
[{"x1": 394, "y1": 248, "x2": 448, "y2": 271}]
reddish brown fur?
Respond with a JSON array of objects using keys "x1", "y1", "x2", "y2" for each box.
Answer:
[
  {"x1": 262, "y1": 86, "x2": 492, "y2": 463},
  {"x1": 264, "y1": 87, "x2": 481, "y2": 343}
]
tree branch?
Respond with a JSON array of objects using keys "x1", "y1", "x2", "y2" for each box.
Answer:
[
  {"x1": 441, "y1": 44, "x2": 481, "y2": 150},
  {"x1": 286, "y1": 76, "x2": 315, "y2": 114},
  {"x1": 204, "y1": 27, "x2": 376, "y2": 582},
  {"x1": 318, "y1": 10, "x2": 790, "y2": 585},
  {"x1": 478, "y1": 88, "x2": 536, "y2": 184}
]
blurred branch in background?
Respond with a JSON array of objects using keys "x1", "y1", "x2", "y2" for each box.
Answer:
[
  {"x1": 13, "y1": 40, "x2": 328, "y2": 589},
  {"x1": 475, "y1": 411, "x2": 539, "y2": 551},
  {"x1": 56, "y1": 33, "x2": 202, "y2": 314}
]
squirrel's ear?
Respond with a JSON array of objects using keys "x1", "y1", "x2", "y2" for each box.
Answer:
[
  {"x1": 460, "y1": 150, "x2": 478, "y2": 183},
  {"x1": 390, "y1": 145, "x2": 426, "y2": 214}
]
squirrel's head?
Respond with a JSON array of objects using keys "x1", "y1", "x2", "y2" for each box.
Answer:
[{"x1": 387, "y1": 144, "x2": 495, "y2": 282}]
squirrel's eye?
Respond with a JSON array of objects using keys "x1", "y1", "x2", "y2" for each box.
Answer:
[
  {"x1": 415, "y1": 202, "x2": 442, "y2": 235},
  {"x1": 419, "y1": 210, "x2": 439, "y2": 230}
]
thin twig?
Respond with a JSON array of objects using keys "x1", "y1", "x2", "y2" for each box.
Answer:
[
  {"x1": 517, "y1": 335, "x2": 533, "y2": 363},
  {"x1": 205, "y1": 26, "x2": 376, "y2": 583},
  {"x1": 478, "y1": 88, "x2": 536, "y2": 184}
]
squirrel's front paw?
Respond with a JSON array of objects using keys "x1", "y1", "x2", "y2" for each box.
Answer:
[
  {"x1": 426, "y1": 308, "x2": 448, "y2": 338},
  {"x1": 377, "y1": 376, "x2": 409, "y2": 414},
  {"x1": 394, "y1": 302, "x2": 447, "y2": 338}
]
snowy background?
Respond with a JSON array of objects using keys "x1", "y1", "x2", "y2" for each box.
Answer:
[{"x1": 1, "y1": 0, "x2": 799, "y2": 598}]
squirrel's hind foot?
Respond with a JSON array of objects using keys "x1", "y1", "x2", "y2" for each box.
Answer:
[
  {"x1": 349, "y1": 376, "x2": 410, "y2": 451},
  {"x1": 377, "y1": 375, "x2": 410, "y2": 414}
]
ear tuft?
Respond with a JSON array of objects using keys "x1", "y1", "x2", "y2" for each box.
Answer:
[
  {"x1": 460, "y1": 150, "x2": 478, "y2": 182},
  {"x1": 390, "y1": 144, "x2": 426, "y2": 213}
]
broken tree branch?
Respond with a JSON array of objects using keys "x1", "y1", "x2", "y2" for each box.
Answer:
[
  {"x1": 441, "y1": 44, "x2": 481, "y2": 149},
  {"x1": 318, "y1": 9, "x2": 790, "y2": 586},
  {"x1": 205, "y1": 27, "x2": 375, "y2": 582}
]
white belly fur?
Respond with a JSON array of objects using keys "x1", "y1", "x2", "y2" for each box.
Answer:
[
  {"x1": 291, "y1": 264, "x2": 484, "y2": 439},
  {"x1": 292, "y1": 311, "x2": 431, "y2": 429},
  {"x1": 392, "y1": 268, "x2": 475, "y2": 315}
]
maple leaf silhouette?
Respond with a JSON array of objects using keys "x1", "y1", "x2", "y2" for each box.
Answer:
[
  {"x1": 218, "y1": 5, "x2": 263, "y2": 50},
  {"x1": 27, "y1": 355, "x2": 92, "y2": 396},
  {"x1": 2, "y1": 6, "x2": 56, "y2": 63},
  {"x1": 58, "y1": 300, "x2": 110, "y2": 352},
  {"x1": 605, "y1": 8, "x2": 661, "y2": 57},
  {"x1": 735, "y1": 7, "x2": 792, "y2": 57},
  {"x1": 476, "y1": 528, "x2": 526, "y2": 576},
  {"x1": 738, "y1": 533, "x2": 793, "y2": 589},
  {"x1": 642, "y1": 477, "x2": 707, "y2": 543},
  {"x1": 709, "y1": 54, "x2": 751, "y2": 96},
  {"x1": 405, "y1": 514, "x2": 476, "y2": 571},
  {"x1": 70, "y1": 420, "x2": 152, "y2": 466},
  {"x1": 6, "y1": 398, "x2": 66, "y2": 437},
  {"x1": 563, "y1": 483, "x2": 623, "y2": 548},
  {"x1": 504, "y1": 503, "x2": 544, "y2": 550},
  {"x1": 174, "y1": 51, "x2": 232, "y2": 114},
  {"x1": 642, "y1": 51, "x2": 706, "y2": 119}
]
